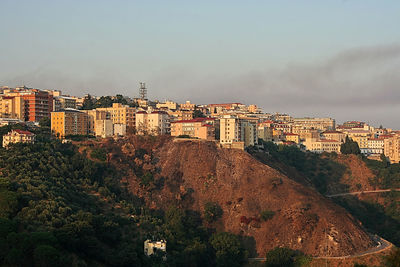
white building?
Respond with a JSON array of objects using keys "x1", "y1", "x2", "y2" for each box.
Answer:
[
  {"x1": 95, "y1": 119, "x2": 113, "y2": 138},
  {"x1": 144, "y1": 239, "x2": 166, "y2": 257},
  {"x1": 135, "y1": 111, "x2": 170, "y2": 135}
]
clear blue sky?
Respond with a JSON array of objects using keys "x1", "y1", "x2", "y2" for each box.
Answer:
[{"x1": 1, "y1": 1, "x2": 400, "y2": 128}]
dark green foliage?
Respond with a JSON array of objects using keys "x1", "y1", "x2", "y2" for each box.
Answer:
[
  {"x1": 255, "y1": 141, "x2": 348, "y2": 194},
  {"x1": 385, "y1": 247, "x2": 400, "y2": 267},
  {"x1": 204, "y1": 202, "x2": 223, "y2": 223},
  {"x1": 340, "y1": 136, "x2": 361, "y2": 155},
  {"x1": 265, "y1": 247, "x2": 310, "y2": 267},
  {"x1": 91, "y1": 147, "x2": 107, "y2": 161},
  {"x1": 353, "y1": 264, "x2": 369, "y2": 267},
  {"x1": 81, "y1": 94, "x2": 95, "y2": 110},
  {"x1": 193, "y1": 109, "x2": 205, "y2": 118},
  {"x1": 39, "y1": 117, "x2": 51, "y2": 128},
  {"x1": 260, "y1": 210, "x2": 275, "y2": 221},
  {"x1": 210, "y1": 232, "x2": 246, "y2": 267},
  {"x1": 177, "y1": 134, "x2": 192, "y2": 138}
]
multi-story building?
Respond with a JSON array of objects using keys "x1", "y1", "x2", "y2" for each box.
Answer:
[
  {"x1": 95, "y1": 119, "x2": 113, "y2": 138},
  {"x1": 367, "y1": 138, "x2": 385, "y2": 155},
  {"x1": 241, "y1": 120, "x2": 257, "y2": 147},
  {"x1": 284, "y1": 133, "x2": 300, "y2": 144},
  {"x1": 113, "y1": 124, "x2": 127, "y2": 136},
  {"x1": 97, "y1": 103, "x2": 135, "y2": 128},
  {"x1": 5, "y1": 88, "x2": 53, "y2": 122},
  {"x1": 303, "y1": 139, "x2": 341, "y2": 154},
  {"x1": 384, "y1": 135, "x2": 400, "y2": 163},
  {"x1": 156, "y1": 100, "x2": 178, "y2": 110},
  {"x1": 293, "y1": 117, "x2": 335, "y2": 131},
  {"x1": 168, "y1": 110, "x2": 193, "y2": 122},
  {"x1": 84, "y1": 110, "x2": 108, "y2": 135},
  {"x1": 53, "y1": 96, "x2": 77, "y2": 111},
  {"x1": 179, "y1": 101, "x2": 196, "y2": 111},
  {"x1": 51, "y1": 109, "x2": 88, "y2": 138},
  {"x1": 219, "y1": 115, "x2": 241, "y2": 146},
  {"x1": 135, "y1": 111, "x2": 170, "y2": 135},
  {"x1": 171, "y1": 117, "x2": 215, "y2": 140},
  {"x1": 2, "y1": 129, "x2": 35, "y2": 147},
  {"x1": 321, "y1": 130, "x2": 346, "y2": 143},
  {"x1": 0, "y1": 95, "x2": 25, "y2": 120},
  {"x1": 257, "y1": 125, "x2": 273, "y2": 142}
]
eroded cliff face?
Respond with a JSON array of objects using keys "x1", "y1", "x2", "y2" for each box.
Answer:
[{"x1": 115, "y1": 137, "x2": 375, "y2": 257}]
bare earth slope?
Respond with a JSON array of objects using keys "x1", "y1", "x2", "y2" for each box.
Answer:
[{"x1": 120, "y1": 138, "x2": 375, "y2": 257}]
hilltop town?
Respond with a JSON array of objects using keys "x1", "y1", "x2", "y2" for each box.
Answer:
[{"x1": 1, "y1": 84, "x2": 398, "y2": 163}]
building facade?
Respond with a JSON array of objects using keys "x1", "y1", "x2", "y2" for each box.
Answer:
[
  {"x1": 2, "y1": 129, "x2": 35, "y2": 147},
  {"x1": 51, "y1": 109, "x2": 88, "y2": 138}
]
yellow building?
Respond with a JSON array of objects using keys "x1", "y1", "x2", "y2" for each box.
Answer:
[
  {"x1": 284, "y1": 133, "x2": 300, "y2": 144},
  {"x1": 384, "y1": 135, "x2": 400, "y2": 163},
  {"x1": 156, "y1": 100, "x2": 178, "y2": 110},
  {"x1": 2, "y1": 129, "x2": 35, "y2": 147},
  {"x1": 51, "y1": 109, "x2": 88, "y2": 138},
  {"x1": 84, "y1": 110, "x2": 108, "y2": 135},
  {"x1": 168, "y1": 110, "x2": 193, "y2": 122},
  {"x1": 97, "y1": 103, "x2": 135, "y2": 128},
  {"x1": 293, "y1": 117, "x2": 335, "y2": 131},
  {"x1": 0, "y1": 96, "x2": 25, "y2": 120},
  {"x1": 321, "y1": 130, "x2": 346, "y2": 143},
  {"x1": 303, "y1": 139, "x2": 341, "y2": 153}
]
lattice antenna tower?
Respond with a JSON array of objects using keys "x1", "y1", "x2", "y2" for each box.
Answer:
[{"x1": 139, "y1": 82, "x2": 147, "y2": 100}]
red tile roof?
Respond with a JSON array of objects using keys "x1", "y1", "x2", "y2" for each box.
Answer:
[{"x1": 12, "y1": 129, "x2": 34, "y2": 135}]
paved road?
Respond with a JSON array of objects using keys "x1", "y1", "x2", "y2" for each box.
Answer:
[
  {"x1": 248, "y1": 235, "x2": 393, "y2": 262},
  {"x1": 326, "y1": 188, "x2": 400, "y2": 198}
]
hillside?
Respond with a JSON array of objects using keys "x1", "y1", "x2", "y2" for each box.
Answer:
[{"x1": 99, "y1": 137, "x2": 376, "y2": 257}]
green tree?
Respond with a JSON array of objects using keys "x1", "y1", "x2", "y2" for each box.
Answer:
[
  {"x1": 81, "y1": 94, "x2": 95, "y2": 110},
  {"x1": 39, "y1": 117, "x2": 51, "y2": 128},
  {"x1": 33, "y1": 245, "x2": 60, "y2": 267},
  {"x1": 385, "y1": 248, "x2": 400, "y2": 267},
  {"x1": 203, "y1": 202, "x2": 223, "y2": 223},
  {"x1": 260, "y1": 210, "x2": 275, "y2": 221},
  {"x1": 193, "y1": 109, "x2": 205, "y2": 118},
  {"x1": 210, "y1": 232, "x2": 245, "y2": 267},
  {"x1": 265, "y1": 247, "x2": 310, "y2": 267},
  {"x1": 340, "y1": 136, "x2": 361, "y2": 155}
]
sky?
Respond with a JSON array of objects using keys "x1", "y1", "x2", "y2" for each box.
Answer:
[{"x1": 1, "y1": 0, "x2": 400, "y2": 128}]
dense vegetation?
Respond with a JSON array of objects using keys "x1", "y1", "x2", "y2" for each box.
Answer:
[
  {"x1": 0, "y1": 125, "x2": 247, "y2": 266},
  {"x1": 340, "y1": 136, "x2": 361, "y2": 155},
  {"x1": 264, "y1": 247, "x2": 311, "y2": 267},
  {"x1": 81, "y1": 94, "x2": 137, "y2": 110}
]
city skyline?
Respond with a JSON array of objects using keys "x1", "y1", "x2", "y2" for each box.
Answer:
[{"x1": 1, "y1": 1, "x2": 400, "y2": 128}]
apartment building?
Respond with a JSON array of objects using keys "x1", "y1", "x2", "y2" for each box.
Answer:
[
  {"x1": 384, "y1": 135, "x2": 400, "y2": 163},
  {"x1": 53, "y1": 96, "x2": 77, "y2": 111},
  {"x1": 0, "y1": 95, "x2": 24, "y2": 120},
  {"x1": 135, "y1": 111, "x2": 170, "y2": 135},
  {"x1": 257, "y1": 125, "x2": 273, "y2": 142},
  {"x1": 95, "y1": 119, "x2": 113, "y2": 138},
  {"x1": 367, "y1": 138, "x2": 384, "y2": 155},
  {"x1": 241, "y1": 120, "x2": 257, "y2": 147},
  {"x1": 321, "y1": 130, "x2": 346, "y2": 143},
  {"x1": 97, "y1": 103, "x2": 135, "y2": 128},
  {"x1": 292, "y1": 126, "x2": 320, "y2": 141},
  {"x1": 219, "y1": 115, "x2": 241, "y2": 145},
  {"x1": 171, "y1": 117, "x2": 215, "y2": 140},
  {"x1": 51, "y1": 109, "x2": 88, "y2": 138},
  {"x1": 156, "y1": 101, "x2": 178, "y2": 110},
  {"x1": 4, "y1": 88, "x2": 53, "y2": 122},
  {"x1": 284, "y1": 133, "x2": 300, "y2": 144},
  {"x1": 293, "y1": 117, "x2": 335, "y2": 131},
  {"x1": 303, "y1": 139, "x2": 341, "y2": 154},
  {"x1": 84, "y1": 110, "x2": 108, "y2": 135},
  {"x1": 2, "y1": 129, "x2": 35, "y2": 147},
  {"x1": 168, "y1": 110, "x2": 193, "y2": 122}
]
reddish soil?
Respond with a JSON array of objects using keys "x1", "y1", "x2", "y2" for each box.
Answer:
[
  {"x1": 107, "y1": 137, "x2": 375, "y2": 257},
  {"x1": 335, "y1": 154, "x2": 378, "y2": 192}
]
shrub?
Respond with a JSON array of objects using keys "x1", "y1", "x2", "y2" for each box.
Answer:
[
  {"x1": 204, "y1": 202, "x2": 223, "y2": 223},
  {"x1": 265, "y1": 247, "x2": 310, "y2": 267},
  {"x1": 90, "y1": 148, "x2": 107, "y2": 161},
  {"x1": 260, "y1": 210, "x2": 275, "y2": 221}
]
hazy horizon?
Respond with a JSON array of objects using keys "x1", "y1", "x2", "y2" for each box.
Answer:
[{"x1": 1, "y1": 1, "x2": 399, "y2": 128}]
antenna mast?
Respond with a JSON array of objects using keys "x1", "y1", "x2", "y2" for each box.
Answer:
[{"x1": 139, "y1": 82, "x2": 147, "y2": 100}]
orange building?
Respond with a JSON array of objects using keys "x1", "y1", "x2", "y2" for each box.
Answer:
[
  {"x1": 20, "y1": 89, "x2": 53, "y2": 122},
  {"x1": 171, "y1": 118, "x2": 215, "y2": 140}
]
